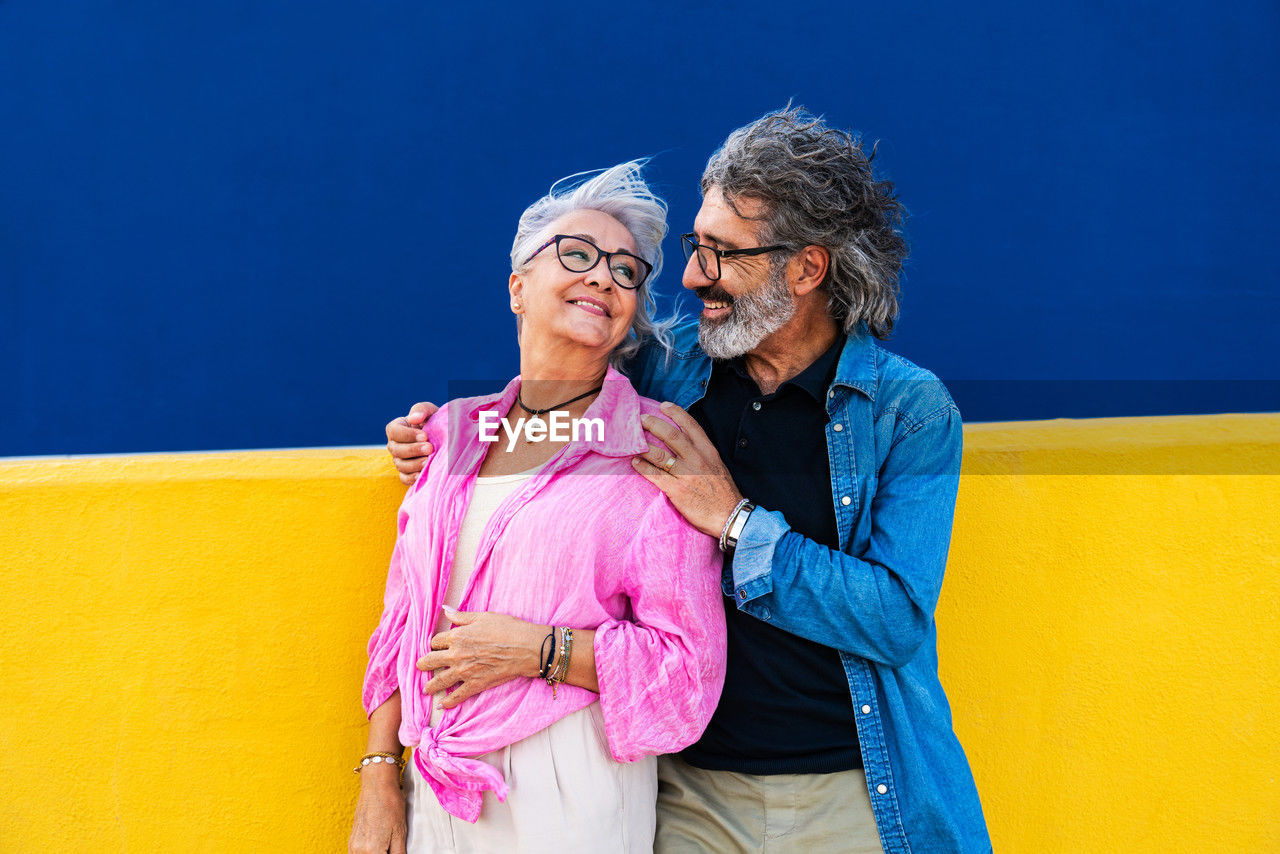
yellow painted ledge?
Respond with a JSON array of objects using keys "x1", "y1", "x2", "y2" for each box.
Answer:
[
  {"x1": 1, "y1": 415, "x2": 1278, "y2": 853},
  {"x1": 0, "y1": 446, "x2": 405, "y2": 853},
  {"x1": 963, "y1": 411, "x2": 1280, "y2": 474}
]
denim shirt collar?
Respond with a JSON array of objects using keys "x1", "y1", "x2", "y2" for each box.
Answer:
[{"x1": 832, "y1": 324, "x2": 879, "y2": 401}]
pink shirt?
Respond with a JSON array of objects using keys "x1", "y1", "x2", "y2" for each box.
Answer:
[{"x1": 362, "y1": 367, "x2": 727, "y2": 822}]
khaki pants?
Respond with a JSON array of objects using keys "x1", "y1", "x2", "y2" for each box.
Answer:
[{"x1": 655, "y1": 755, "x2": 885, "y2": 853}]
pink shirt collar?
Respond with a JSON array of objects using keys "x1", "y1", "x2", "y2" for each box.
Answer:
[{"x1": 445, "y1": 364, "x2": 650, "y2": 465}]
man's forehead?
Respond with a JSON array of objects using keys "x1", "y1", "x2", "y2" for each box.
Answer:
[{"x1": 694, "y1": 187, "x2": 767, "y2": 247}]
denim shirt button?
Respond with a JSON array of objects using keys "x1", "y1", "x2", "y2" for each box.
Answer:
[
  {"x1": 876, "y1": 784, "x2": 888, "y2": 795},
  {"x1": 833, "y1": 423, "x2": 843, "y2": 432},
  {"x1": 841, "y1": 496, "x2": 852, "y2": 506},
  {"x1": 862, "y1": 704, "x2": 872, "y2": 714},
  {"x1": 737, "y1": 589, "x2": 747, "y2": 600}
]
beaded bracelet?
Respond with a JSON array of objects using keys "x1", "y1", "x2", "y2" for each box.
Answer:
[
  {"x1": 548, "y1": 627, "x2": 569, "y2": 685},
  {"x1": 546, "y1": 627, "x2": 574, "y2": 699},
  {"x1": 353, "y1": 752, "x2": 406, "y2": 775}
]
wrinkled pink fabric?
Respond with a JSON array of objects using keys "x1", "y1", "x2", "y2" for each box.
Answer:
[{"x1": 362, "y1": 367, "x2": 727, "y2": 822}]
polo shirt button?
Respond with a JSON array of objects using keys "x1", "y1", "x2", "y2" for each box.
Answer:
[
  {"x1": 876, "y1": 784, "x2": 888, "y2": 795},
  {"x1": 737, "y1": 589, "x2": 747, "y2": 600},
  {"x1": 752, "y1": 401, "x2": 762, "y2": 411},
  {"x1": 861, "y1": 704, "x2": 872, "y2": 714},
  {"x1": 833, "y1": 423, "x2": 843, "y2": 432},
  {"x1": 841, "y1": 496, "x2": 851, "y2": 506}
]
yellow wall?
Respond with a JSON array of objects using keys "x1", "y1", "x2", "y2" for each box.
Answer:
[{"x1": 1, "y1": 414, "x2": 1277, "y2": 852}]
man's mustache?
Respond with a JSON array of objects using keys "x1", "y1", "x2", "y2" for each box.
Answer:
[{"x1": 693, "y1": 286, "x2": 735, "y2": 305}]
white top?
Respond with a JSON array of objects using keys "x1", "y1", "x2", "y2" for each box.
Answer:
[{"x1": 429, "y1": 468, "x2": 538, "y2": 728}]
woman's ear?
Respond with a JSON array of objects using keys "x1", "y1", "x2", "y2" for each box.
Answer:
[{"x1": 509, "y1": 272, "x2": 524, "y2": 313}]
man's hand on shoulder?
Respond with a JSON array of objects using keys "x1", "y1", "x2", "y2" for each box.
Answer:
[
  {"x1": 385, "y1": 402, "x2": 438, "y2": 485},
  {"x1": 633, "y1": 402, "x2": 744, "y2": 539}
]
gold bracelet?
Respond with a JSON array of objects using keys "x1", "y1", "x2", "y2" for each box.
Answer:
[{"x1": 353, "y1": 752, "x2": 406, "y2": 775}]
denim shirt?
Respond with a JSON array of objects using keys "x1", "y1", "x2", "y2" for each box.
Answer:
[{"x1": 626, "y1": 321, "x2": 992, "y2": 854}]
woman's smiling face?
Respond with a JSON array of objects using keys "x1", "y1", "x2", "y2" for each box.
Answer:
[{"x1": 510, "y1": 208, "x2": 641, "y2": 358}]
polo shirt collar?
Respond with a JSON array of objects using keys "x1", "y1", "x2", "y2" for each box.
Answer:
[
  {"x1": 721, "y1": 330, "x2": 850, "y2": 403},
  {"x1": 782, "y1": 332, "x2": 845, "y2": 402}
]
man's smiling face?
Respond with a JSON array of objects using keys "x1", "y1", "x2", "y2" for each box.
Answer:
[{"x1": 683, "y1": 187, "x2": 797, "y2": 359}]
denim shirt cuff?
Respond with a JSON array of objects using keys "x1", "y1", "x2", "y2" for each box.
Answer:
[{"x1": 728, "y1": 506, "x2": 787, "y2": 604}]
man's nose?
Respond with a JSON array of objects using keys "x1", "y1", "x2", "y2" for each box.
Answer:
[{"x1": 682, "y1": 250, "x2": 710, "y2": 291}]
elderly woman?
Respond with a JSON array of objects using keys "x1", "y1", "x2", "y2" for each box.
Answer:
[{"x1": 349, "y1": 162, "x2": 727, "y2": 854}]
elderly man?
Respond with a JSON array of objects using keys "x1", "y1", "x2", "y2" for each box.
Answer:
[{"x1": 386, "y1": 107, "x2": 990, "y2": 853}]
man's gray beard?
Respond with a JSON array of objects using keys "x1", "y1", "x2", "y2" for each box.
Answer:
[{"x1": 697, "y1": 265, "x2": 796, "y2": 359}]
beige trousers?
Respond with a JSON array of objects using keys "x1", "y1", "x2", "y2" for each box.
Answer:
[
  {"x1": 404, "y1": 704, "x2": 657, "y2": 853},
  {"x1": 655, "y1": 755, "x2": 886, "y2": 853}
]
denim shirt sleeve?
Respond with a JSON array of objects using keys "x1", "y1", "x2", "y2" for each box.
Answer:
[
  {"x1": 620, "y1": 337, "x2": 661, "y2": 399},
  {"x1": 729, "y1": 403, "x2": 962, "y2": 668}
]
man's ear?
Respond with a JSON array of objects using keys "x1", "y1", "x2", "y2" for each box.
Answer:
[{"x1": 789, "y1": 246, "x2": 831, "y2": 297}]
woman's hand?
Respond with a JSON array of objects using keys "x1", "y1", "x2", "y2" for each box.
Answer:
[
  {"x1": 418, "y1": 607, "x2": 547, "y2": 708},
  {"x1": 386, "y1": 402, "x2": 438, "y2": 485},
  {"x1": 348, "y1": 763, "x2": 407, "y2": 854}
]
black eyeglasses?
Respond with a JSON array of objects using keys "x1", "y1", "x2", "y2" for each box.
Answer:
[
  {"x1": 523, "y1": 234, "x2": 652, "y2": 290},
  {"x1": 681, "y1": 233, "x2": 794, "y2": 282}
]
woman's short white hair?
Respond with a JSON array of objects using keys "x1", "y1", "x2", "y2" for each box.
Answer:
[{"x1": 510, "y1": 160, "x2": 677, "y2": 368}]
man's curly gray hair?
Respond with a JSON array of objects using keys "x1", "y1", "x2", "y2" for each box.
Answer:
[
  {"x1": 510, "y1": 160, "x2": 676, "y2": 367},
  {"x1": 701, "y1": 106, "x2": 907, "y2": 339}
]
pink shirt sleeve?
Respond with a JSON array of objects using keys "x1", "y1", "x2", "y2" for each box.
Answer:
[
  {"x1": 361, "y1": 508, "x2": 411, "y2": 717},
  {"x1": 593, "y1": 494, "x2": 727, "y2": 762},
  {"x1": 362, "y1": 410, "x2": 451, "y2": 717}
]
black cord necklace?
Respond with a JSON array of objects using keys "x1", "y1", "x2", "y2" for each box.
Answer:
[{"x1": 517, "y1": 384, "x2": 603, "y2": 417}]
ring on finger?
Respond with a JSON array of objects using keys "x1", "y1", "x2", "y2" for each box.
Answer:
[{"x1": 660, "y1": 455, "x2": 677, "y2": 473}]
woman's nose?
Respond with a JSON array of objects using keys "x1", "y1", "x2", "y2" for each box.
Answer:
[{"x1": 584, "y1": 259, "x2": 614, "y2": 290}]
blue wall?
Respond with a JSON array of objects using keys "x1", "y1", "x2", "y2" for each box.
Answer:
[{"x1": 3, "y1": 1, "x2": 1277, "y2": 456}]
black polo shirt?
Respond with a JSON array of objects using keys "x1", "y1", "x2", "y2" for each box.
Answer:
[{"x1": 681, "y1": 334, "x2": 862, "y2": 775}]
